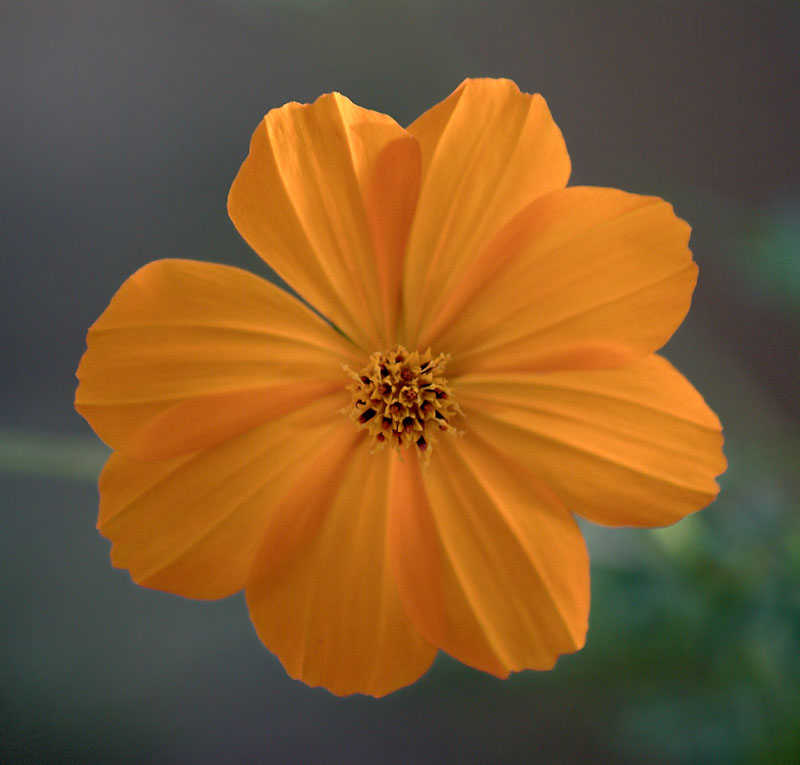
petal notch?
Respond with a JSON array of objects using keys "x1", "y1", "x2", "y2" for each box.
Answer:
[
  {"x1": 229, "y1": 93, "x2": 421, "y2": 350},
  {"x1": 76, "y1": 259, "x2": 358, "y2": 460},
  {"x1": 429, "y1": 187, "x2": 697, "y2": 374},
  {"x1": 246, "y1": 443, "x2": 436, "y2": 697},
  {"x1": 389, "y1": 434, "x2": 589, "y2": 676},
  {"x1": 457, "y1": 355, "x2": 726, "y2": 527},
  {"x1": 402, "y1": 79, "x2": 571, "y2": 345}
]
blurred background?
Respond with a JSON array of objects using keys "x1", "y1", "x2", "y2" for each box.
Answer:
[{"x1": 1, "y1": 0, "x2": 798, "y2": 762}]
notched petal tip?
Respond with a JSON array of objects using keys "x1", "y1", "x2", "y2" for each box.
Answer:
[
  {"x1": 458, "y1": 354, "x2": 726, "y2": 528},
  {"x1": 96, "y1": 399, "x2": 358, "y2": 602},
  {"x1": 389, "y1": 437, "x2": 590, "y2": 679},
  {"x1": 401, "y1": 76, "x2": 571, "y2": 346},
  {"x1": 75, "y1": 258, "x2": 355, "y2": 461},
  {"x1": 228, "y1": 90, "x2": 421, "y2": 351},
  {"x1": 432, "y1": 187, "x2": 700, "y2": 373},
  {"x1": 246, "y1": 444, "x2": 437, "y2": 697}
]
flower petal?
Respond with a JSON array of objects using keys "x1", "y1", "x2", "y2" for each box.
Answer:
[
  {"x1": 426, "y1": 187, "x2": 697, "y2": 375},
  {"x1": 389, "y1": 433, "x2": 589, "y2": 678},
  {"x1": 456, "y1": 355, "x2": 726, "y2": 527},
  {"x1": 401, "y1": 78, "x2": 571, "y2": 346},
  {"x1": 228, "y1": 93, "x2": 421, "y2": 350},
  {"x1": 97, "y1": 394, "x2": 353, "y2": 600},
  {"x1": 246, "y1": 441, "x2": 437, "y2": 697},
  {"x1": 76, "y1": 259, "x2": 359, "y2": 460}
]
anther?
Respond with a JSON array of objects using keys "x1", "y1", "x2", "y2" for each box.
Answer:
[
  {"x1": 359, "y1": 408, "x2": 376, "y2": 424},
  {"x1": 345, "y1": 345, "x2": 461, "y2": 456}
]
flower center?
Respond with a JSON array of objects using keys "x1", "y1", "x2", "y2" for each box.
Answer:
[{"x1": 345, "y1": 346, "x2": 461, "y2": 455}]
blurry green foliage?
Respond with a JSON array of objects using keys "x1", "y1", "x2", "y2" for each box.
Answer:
[
  {"x1": 0, "y1": 429, "x2": 109, "y2": 482},
  {"x1": 731, "y1": 197, "x2": 800, "y2": 311}
]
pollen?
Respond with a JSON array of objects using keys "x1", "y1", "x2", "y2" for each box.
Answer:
[{"x1": 345, "y1": 346, "x2": 462, "y2": 455}]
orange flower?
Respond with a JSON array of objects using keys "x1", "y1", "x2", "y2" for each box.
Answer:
[{"x1": 75, "y1": 78, "x2": 726, "y2": 697}]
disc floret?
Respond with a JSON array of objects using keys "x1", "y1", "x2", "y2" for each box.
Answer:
[{"x1": 346, "y1": 346, "x2": 461, "y2": 455}]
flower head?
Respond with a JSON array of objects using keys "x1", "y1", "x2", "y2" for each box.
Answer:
[{"x1": 75, "y1": 78, "x2": 726, "y2": 697}]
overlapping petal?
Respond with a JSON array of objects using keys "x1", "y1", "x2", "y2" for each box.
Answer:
[
  {"x1": 246, "y1": 441, "x2": 436, "y2": 697},
  {"x1": 401, "y1": 78, "x2": 571, "y2": 345},
  {"x1": 455, "y1": 355, "x2": 726, "y2": 527},
  {"x1": 228, "y1": 92, "x2": 421, "y2": 350},
  {"x1": 422, "y1": 187, "x2": 697, "y2": 374},
  {"x1": 75, "y1": 259, "x2": 359, "y2": 460},
  {"x1": 389, "y1": 433, "x2": 589, "y2": 677},
  {"x1": 97, "y1": 394, "x2": 353, "y2": 599}
]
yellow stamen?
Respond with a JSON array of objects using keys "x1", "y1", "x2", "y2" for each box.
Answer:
[{"x1": 345, "y1": 346, "x2": 462, "y2": 456}]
